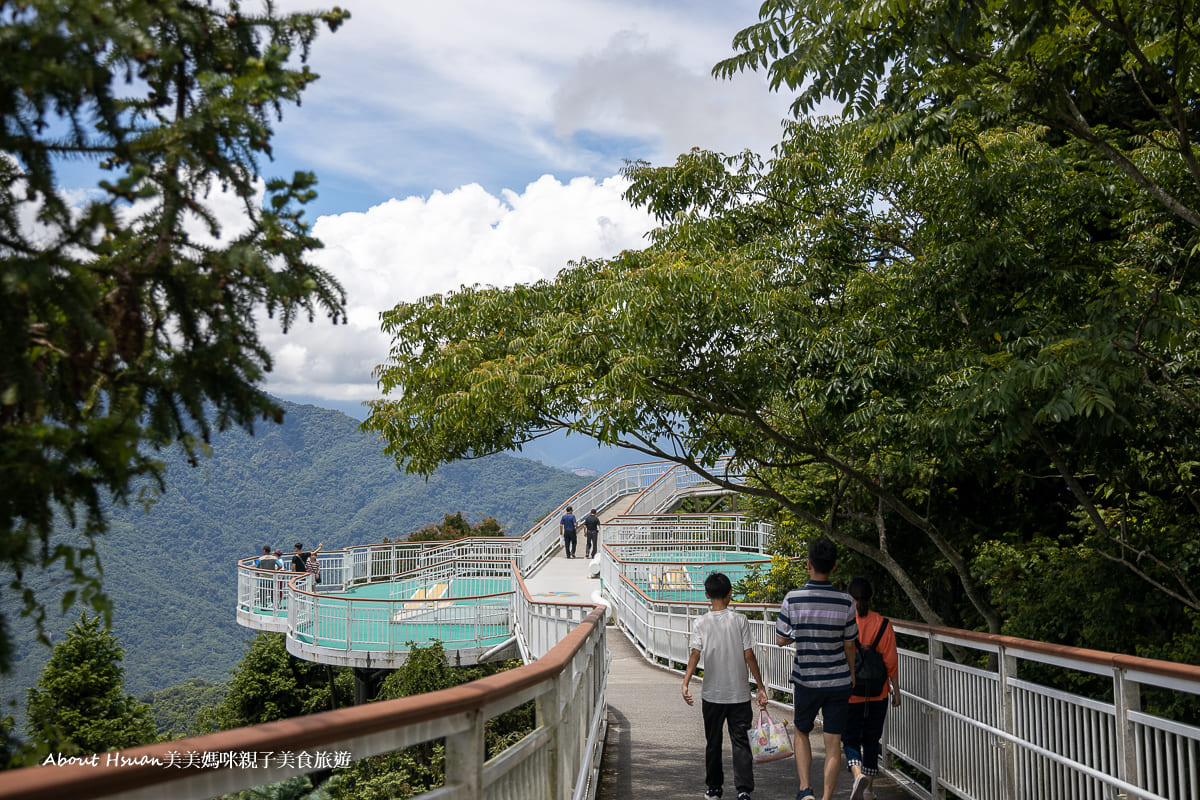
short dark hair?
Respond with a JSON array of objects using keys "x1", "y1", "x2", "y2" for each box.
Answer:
[
  {"x1": 295, "y1": 542, "x2": 303, "y2": 550},
  {"x1": 704, "y1": 572, "x2": 733, "y2": 599},
  {"x1": 808, "y1": 536, "x2": 837, "y2": 574}
]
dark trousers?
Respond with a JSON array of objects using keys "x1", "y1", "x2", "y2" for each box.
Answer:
[
  {"x1": 842, "y1": 698, "x2": 889, "y2": 775},
  {"x1": 701, "y1": 699, "x2": 754, "y2": 795},
  {"x1": 585, "y1": 530, "x2": 598, "y2": 557},
  {"x1": 563, "y1": 530, "x2": 577, "y2": 556}
]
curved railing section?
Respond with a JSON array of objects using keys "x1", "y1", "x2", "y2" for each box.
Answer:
[
  {"x1": 287, "y1": 558, "x2": 515, "y2": 669},
  {"x1": 1, "y1": 604, "x2": 609, "y2": 800},
  {"x1": 234, "y1": 459, "x2": 735, "y2": 665},
  {"x1": 15, "y1": 456, "x2": 1200, "y2": 800},
  {"x1": 600, "y1": 540, "x2": 1200, "y2": 800}
]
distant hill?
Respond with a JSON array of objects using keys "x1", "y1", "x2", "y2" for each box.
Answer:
[
  {"x1": 0, "y1": 398, "x2": 587, "y2": 730},
  {"x1": 286, "y1": 393, "x2": 638, "y2": 477}
]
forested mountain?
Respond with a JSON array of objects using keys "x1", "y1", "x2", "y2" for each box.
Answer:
[{"x1": 0, "y1": 399, "x2": 587, "y2": 730}]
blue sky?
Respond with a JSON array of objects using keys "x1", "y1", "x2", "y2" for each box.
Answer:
[{"x1": 225, "y1": 0, "x2": 795, "y2": 418}]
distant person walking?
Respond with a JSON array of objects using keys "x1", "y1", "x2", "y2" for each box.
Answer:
[
  {"x1": 582, "y1": 508, "x2": 601, "y2": 558},
  {"x1": 775, "y1": 536, "x2": 858, "y2": 800},
  {"x1": 843, "y1": 577, "x2": 900, "y2": 800},
  {"x1": 560, "y1": 506, "x2": 578, "y2": 558},
  {"x1": 682, "y1": 572, "x2": 769, "y2": 800}
]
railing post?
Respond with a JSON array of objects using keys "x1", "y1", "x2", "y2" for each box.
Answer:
[
  {"x1": 928, "y1": 634, "x2": 945, "y2": 800},
  {"x1": 537, "y1": 668, "x2": 571, "y2": 800},
  {"x1": 997, "y1": 646, "x2": 1018, "y2": 799},
  {"x1": 1114, "y1": 668, "x2": 1142, "y2": 791},
  {"x1": 444, "y1": 709, "x2": 485, "y2": 799}
]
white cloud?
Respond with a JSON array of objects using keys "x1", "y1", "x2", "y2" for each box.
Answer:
[
  {"x1": 271, "y1": 0, "x2": 790, "y2": 202},
  {"x1": 552, "y1": 30, "x2": 786, "y2": 160},
  {"x1": 261, "y1": 174, "x2": 655, "y2": 401}
]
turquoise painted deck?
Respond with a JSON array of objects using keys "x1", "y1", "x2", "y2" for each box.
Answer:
[
  {"x1": 344, "y1": 576, "x2": 511, "y2": 600},
  {"x1": 248, "y1": 575, "x2": 514, "y2": 651},
  {"x1": 614, "y1": 549, "x2": 770, "y2": 564},
  {"x1": 626, "y1": 550, "x2": 770, "y2": 602},
  {"x1": 246, "y1": 550, "x2": 765, "y2": 652}
]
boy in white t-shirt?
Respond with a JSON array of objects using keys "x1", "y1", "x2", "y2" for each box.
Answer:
[{"x1": 682, "y1": 572, "x2": 769, "y2": 800}]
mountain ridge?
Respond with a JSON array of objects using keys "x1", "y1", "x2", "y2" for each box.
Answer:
[{"x1": 0, "y1": 398, "x2": 588, "y2": 728}]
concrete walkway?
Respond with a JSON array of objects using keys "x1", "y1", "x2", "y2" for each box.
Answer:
[
  {"x1": 597, "y1": 629, "x2": 907, "y2": 800},
  {"x1": 524, "y1": 539, "x2": 910, "y2": 800},
  {"x1": 522, "y1": 548, "x2": 602, "y2": 601}
]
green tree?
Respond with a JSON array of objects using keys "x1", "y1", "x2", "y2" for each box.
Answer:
[
  {"x1": 25, "y1": 614, "x2": 156, "y2": 755},
  {"x1": 407, "y1": 512, "x2": 505, "y2": 542},
  {"x1": 0, "y1": 0, "x2": 349, "y2": 671},
  {"x1": 365, "y1": 113, "x2": 1200, "y2": 644},
  {"x1": 715, "y1": 0, "x2": 1200, "y2": 230},
  {"x1": 196, "y1": 633, "x2": 352, "y2": 732},
  {"x1": 142, "y1": 677, "x2": 229, "y2": 737}
]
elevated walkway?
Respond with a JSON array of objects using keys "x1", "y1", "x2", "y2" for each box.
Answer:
[
  {"x1": 599, "y1": 629, "x2": 907, "y2": 800},
  {"x1": 5, "y1": 459, "x2": 1200, "y2": 800}
]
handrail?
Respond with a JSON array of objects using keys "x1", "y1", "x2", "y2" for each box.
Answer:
[
  {"x1": 0, "y1": 608, "x2": 607, "y2": 800},
  {"x1": 27, "y1": 457, "x2": 1200, "y2": 800},
  {"x1": 601, "y1": 540, "x2": 1200, "y2": 800}
]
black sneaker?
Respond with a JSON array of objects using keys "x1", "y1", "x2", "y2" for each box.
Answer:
[
  {"x1": 703, "y1": 790, "x2": 721, "y2": 799},
  {"x1": 737, "y1": 794, "x2": 752, "y2": 800}
]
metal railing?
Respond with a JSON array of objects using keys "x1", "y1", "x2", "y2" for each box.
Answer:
[
  {"x1": 600, "y1": 545, "x2": 1200, "y2": 800},
  {"x1": 234, "y1": 459, "x2": 687, "y2": 640},
  {"x1": 0, "y1": 603, "x2": 609, "y2": 800},
  {"x1": 18, "y1": 457, "x2": 1200, "y2": 800},
  {"x1": 605, "y1": 514, "x2": 772, "y2": 552},
  {"x1": 619, "y1": 457, "x2": 739, "y2": 515},
  {"x1": 286, "y1": 560, "x2": 516, "y2": 669}
]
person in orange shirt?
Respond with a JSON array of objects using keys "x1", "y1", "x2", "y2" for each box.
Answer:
[{"x1": 844, "y1": 577, "x2": 901, "y2": 800}]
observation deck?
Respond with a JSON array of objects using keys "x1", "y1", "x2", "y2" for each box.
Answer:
[{"x1": 6, "y1": 459, "x2": 1200, "y2": 800}]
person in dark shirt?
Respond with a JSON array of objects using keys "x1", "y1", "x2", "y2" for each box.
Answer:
[
  {"x1": 560, "y1": 506, "x2": 578, "y2": 558},
  {"x1": 582, "y1": 509, "x2": 601, "y2": 558},
  {"x1": 291, "y1": 542, "x2": 307, "y2": 572}
]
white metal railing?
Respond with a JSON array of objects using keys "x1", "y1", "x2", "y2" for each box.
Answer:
[
  {"x1": 284, "y1": 559, "x2": 515, "y2": 668},
  {"x1": 605, "y1": 514, "x2": 772, "y2": 552},
  {"x1": 232, "y1": 460, "x2": 686, "y2": 636},
  {"x1": 22, "y1": 457, "x2": 1200, "y2": 800},
  {"x1": 0, "y1": 605, "x2": 609, "y2": 800},
  {"x1": 600, "y1": 544, "x2": 1200, "y2": 800},
  {"x1": 620, "y1": 457, "x2": 741, "y2": 515}
]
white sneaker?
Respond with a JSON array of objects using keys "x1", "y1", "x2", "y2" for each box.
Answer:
[{"x1": 850, "y1": 775, "x2": 866, "y2": 799}]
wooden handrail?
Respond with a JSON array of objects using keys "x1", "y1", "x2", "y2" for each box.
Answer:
[{"x1": 0, "y1": 607, "x2": 606, "y2": 800}]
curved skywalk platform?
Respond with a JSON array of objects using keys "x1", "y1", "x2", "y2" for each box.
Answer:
[
  {"x1": 6, "y1": 458, "x2": 1200, "y2": 800},
  {"x1": 235, "y1": 458, "x2": 748, "y2": 668}
]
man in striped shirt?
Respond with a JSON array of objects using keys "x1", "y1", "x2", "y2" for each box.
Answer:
[{"x1": 775, "y1": 536, "x2": 859, "y2": 800}]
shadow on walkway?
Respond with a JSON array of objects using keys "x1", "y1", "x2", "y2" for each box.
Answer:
[{"x1": 597, "y1": 626, "x2": 908, "y2": 800}]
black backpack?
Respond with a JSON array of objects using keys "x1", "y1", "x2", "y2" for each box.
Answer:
[{"x1": 852, "y1": 618, "x2": 889, "y2": 697}]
